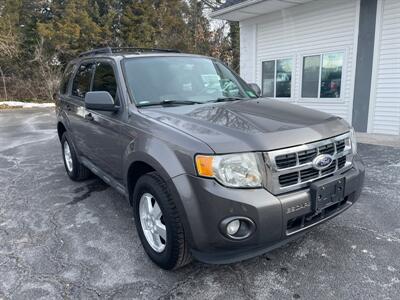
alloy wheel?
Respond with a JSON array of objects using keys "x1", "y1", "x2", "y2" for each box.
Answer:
[
  {"x1": 139, "y1": 192, "x2": 167, "y2": 253},
  {"x1": 63, "y1": 141, "x2": 73, "y2": 172}
]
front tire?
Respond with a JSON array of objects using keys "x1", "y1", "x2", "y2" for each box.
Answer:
[
  {"x1": 133, "y1": 172, "x2": 191, "y2": 270},
  {"x1": 61, "y1": 132, "x2": 91, "y2": 181}
]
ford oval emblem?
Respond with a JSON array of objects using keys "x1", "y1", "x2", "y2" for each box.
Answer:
[{"x1": 313, "y1": 154, "x2": 334, "y2": 170}]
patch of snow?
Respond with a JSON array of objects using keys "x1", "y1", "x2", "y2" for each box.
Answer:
[{"x1": 0, "y1": 101, "x2": 55, "y2": 108}]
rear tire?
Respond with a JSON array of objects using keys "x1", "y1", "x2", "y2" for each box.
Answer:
[
  {"x1": 133, "y1": 172, "x2": 191, "y2": 270},
  {"x1": 61, "y1": 132, "x2": 91, "y2": 181}
]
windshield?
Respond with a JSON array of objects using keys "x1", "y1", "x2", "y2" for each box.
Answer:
[{"x1": 123, "y1": 57, "x2": 257, "y2": 106}]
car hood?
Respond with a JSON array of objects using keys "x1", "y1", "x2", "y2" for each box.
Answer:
[{"x1": 139, "y1": 98, "x2": 351, "y2": 153}]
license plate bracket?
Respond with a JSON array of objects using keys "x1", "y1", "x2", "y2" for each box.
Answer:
[{"x1": 310, "y1": 177, "x2": 345, "y2": 213}]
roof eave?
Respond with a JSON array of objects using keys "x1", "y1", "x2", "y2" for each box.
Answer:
[
  {"x1": 210, "y1": 0, "x2": 315, "y2": 22},
  {"x1": 210, "y1": 0, "x2": 264, "y2": 21}
]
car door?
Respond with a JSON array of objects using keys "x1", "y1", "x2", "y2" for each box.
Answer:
[
  {"x1": 67, "y1": 60, "x2": 96, "y2": 157},
  {"x1": 81, "y1": 59, "x2": 126, "y2": 181}
]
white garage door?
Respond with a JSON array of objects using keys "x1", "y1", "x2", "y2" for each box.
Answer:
[{"x1": 369, "y1": 0, "x2": 400, "y2": 135}]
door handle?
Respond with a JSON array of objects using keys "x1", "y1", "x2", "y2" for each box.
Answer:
[
  {"x1": 66, "y1": 104, "x2": 72, "y2": 111},
  {"x1": 84, "y1": 113, "x2": 94, "y2": 121}
]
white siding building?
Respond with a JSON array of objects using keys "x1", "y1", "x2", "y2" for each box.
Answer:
[
  {"x1": 369, "y1": 0, "x2": 400, "y2": 134},
  {"x1": 211, "y1": 0, "x2": 400, "y2": 135}
]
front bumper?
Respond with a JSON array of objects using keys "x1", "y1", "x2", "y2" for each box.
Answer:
[{"x1": 172, "y1": 155, "x2": 365, "y2": 264}]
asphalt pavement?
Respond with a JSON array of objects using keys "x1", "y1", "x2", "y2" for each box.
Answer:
[{"x1": 0, "y1": 108, "x2": 399, "y2": 299}]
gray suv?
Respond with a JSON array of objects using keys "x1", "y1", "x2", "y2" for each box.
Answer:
[{"x1": 56, "y1": 47, "x2": 365, "y2": 270}]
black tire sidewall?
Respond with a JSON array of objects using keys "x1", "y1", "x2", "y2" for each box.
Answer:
[{"x1": 133, "y1": 174, "x2": 179, "y2": 270}]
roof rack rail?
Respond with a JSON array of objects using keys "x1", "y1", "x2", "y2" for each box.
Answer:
[
  {"x1": 78, "y1": 47, "x2": 112, "y2": 57},
  {"x1": 78, "y1": 47, "x2": 180, "y2": 57},
  {"x1": 111, "y1": 47, "x2": 181, "y2": 54}
]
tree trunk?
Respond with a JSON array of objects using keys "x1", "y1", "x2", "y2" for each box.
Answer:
[
  {"x1": 229, "y1": 21, "x2": 240, "y2": 73},
  {"x1": 0, "y1": 67, "x2": 8, "y2": 101}
]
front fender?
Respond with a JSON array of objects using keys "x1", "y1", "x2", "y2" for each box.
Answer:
[
  {"x1": 124, "y1": 150, "x2": 176, "y2": 187},
  {"x1": 57, "y1": 109, "x2": 71, "y2": 133},
  {"x1": 125, "y1": 141, "x2": 183, "y2": 184},
  {"x1": 122, "y1": 132, "x2": 213, "y2": 248},
  {"x1": 123, "y1": 130, "x2": 212, "y2": 185}
]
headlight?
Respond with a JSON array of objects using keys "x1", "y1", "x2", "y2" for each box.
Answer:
[
  {"x1": 350, "y1": 127, "x2": 357, "y2": 154},
  {"x1": 195, "y1": 153, "x2": 263, "y2": 188}
]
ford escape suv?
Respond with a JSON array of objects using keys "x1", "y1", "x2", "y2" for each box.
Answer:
[{"x1": 56, "y1": 47, "x2": 365, "y2": 270}]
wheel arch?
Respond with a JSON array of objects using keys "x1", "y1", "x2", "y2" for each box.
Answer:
[
  {"x1": 57, "y1": 121, "x2": 67, "y2": 141},
  {"x1": 125, "y1": 153, "x2": 175, "y2": 206},
  {"x1": 126, "y1": 160, "x2": 156, "y2": 206},
  {"x1": 125, "y1": 153, "x2": 195, "y2": 247}
]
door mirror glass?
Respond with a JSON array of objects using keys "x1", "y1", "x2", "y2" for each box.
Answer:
[
  {"x1": 84, "y1": 91, "x2": 118, "y2": 111},
  {"x1": 248, "y1": 83, "x2": 261, "y2": 97}
]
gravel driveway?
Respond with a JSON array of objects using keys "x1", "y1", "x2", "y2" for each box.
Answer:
[{"x1": 0, "y1": 108, "x2": 399, "y2": 299}]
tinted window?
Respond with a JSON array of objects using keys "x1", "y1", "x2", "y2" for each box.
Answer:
[
  {"x1": 262, "y1": 60, "x2": 274, "y2": 97},
  {"x1": 301, "y1": 53, "x2": 343, "y2": 98},
  {"x1": 71, "y1": 62, "x2": 94, "y2": 98},
  {"x1": 262, "y1": 59, "x2": 292, "y2": 98},
  {"x1": 320, "y1": 53, "x2": 343, "y2": 98},
  {"x1": 60, "y1": 64, "x2": 74, "y2": 95},
  {"x1": 92, "y1": 62, "x2": 118, "y2": 101},
  {"x1": 302, "y1": 55, "x2": 320, "y2": 98},
  {"x1": 276, "y1": 59, "x2": 292, "y2": 98}
]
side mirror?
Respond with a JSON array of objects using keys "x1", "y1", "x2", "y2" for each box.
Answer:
[
  {"x1": 248, "y1": 83, "x2": 261, "y2": 97},
  {"x1": 84, "y1": 91, "x2": 118, "y2": 111}
]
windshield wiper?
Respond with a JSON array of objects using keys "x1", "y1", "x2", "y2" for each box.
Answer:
[
  {"x1": 208, "y1": 97, "x2": 246, "y2": 103},
  {"x1": 137, "y1": 99, "x2": 203, "y2": 107}
]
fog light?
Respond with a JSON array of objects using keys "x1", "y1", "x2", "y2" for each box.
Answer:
[
  {"x1": 220, "y1": 216, "x2": 256, "y2": 240},
  {"x1": 226, "y1": 220, "x2": 240, "y2": 235}
]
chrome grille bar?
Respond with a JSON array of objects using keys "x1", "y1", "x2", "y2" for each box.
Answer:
[{"x1": 263, "y1": 132, "x2": 353, "y2": 194}]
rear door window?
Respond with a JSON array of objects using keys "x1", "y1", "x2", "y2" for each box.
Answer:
[
  {"x1": 92, "y1": 62, "x2": 118, "y2": 103},
  {"x1": 71, "y1": 62, "x2": 95, "y2": 99}
]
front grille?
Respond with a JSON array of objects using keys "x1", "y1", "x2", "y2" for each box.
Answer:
[
  {"x1": 286, "y1": 196, "x2": 349, "y2": 235},
  {"x1": 298, "y1": 149, "x2": 317, "y2": 164},
  {"x1": 321, "y1": 160, "x2": 337, "y2": 175},
  {"x1": 279, "y1": 172, "x2": 298, "y2": 186},
  {"x1": 264, "y1": 132, "x2": 353, "y2": 194},
  {"x1": 318, "y1": 143, "x2": 335, "y2": 155},
  {"x1": 338, "y1": 156, "x2": 346, "y2": 169},
  {"x1": 336, "y1": 140, "x2": 345, "y2": 153},
  {"x1": 300, "y1": 168, "x2": 319, "y2": 181},
  {"x1": 275, "y1": 153, "x2": 297, "y2": 169}
]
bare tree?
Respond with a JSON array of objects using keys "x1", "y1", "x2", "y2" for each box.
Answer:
[
  {"x1": 0, "y1": 21, "x2": 19, "y2": 100},
  {"x1": 201, "y1": 0, "x2": 225, "y2": 9},
  {"x1": 31, "y1": 38, "x2": 62, "y2": 101}
]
